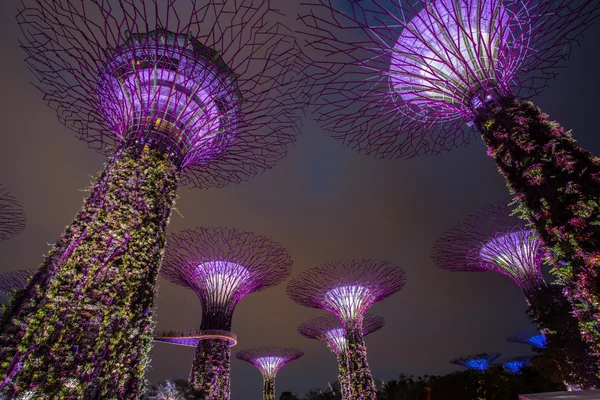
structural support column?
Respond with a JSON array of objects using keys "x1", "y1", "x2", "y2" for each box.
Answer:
[
  {"x1": 190, "y1": 338, "x2": 231, "y2": 399},
  {"x1": 345, "y1": 324, "x2": 376, "y2": 399},
  {"x1": 336, "y1": 352, "x2": 351, "y2": 400},
  {"x1": 0, "y1": 147, "x2": 179, "y2": 399},
  {"x1": 263, "y1": 376, "x2": 275, "y2": 400},
  {"x1": 476, "y1": 97, "x2": 600, "y2": 358}
]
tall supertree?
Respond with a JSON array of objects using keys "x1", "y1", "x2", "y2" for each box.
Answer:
[
  {"x1": 158, "y1": 227, "x2": 293, "y2": 399},
  {"x1": 0, "y1": 186, "x2": 26, "y2": 242},
  {"x1": 503, "y1": 356, "x2": 532, "y2": 373},
  {"x1": 298, "y1": 314, "x2": 385, "y2": 399},
  {"x1": 450, "y1": 353, "x2": 501, "y2": 371},
  {"x1": 506, "y1": 329, "x2": 547, "y2": 349},
  {"x1": 432, "y1": 205, "x2": 600, "y2": 387},
  {"x1": 300, "y1": 0, "x2": 600, "y2": 353},
  {"x1": 2, "y1": 1, "x2": 307, "y2": 398},
  {"x1": 236, "y1": 347, "x2": 303, "y2": 400},
  {"x1": 287, "y1": 260, "x2": 406, "y2": 400}
]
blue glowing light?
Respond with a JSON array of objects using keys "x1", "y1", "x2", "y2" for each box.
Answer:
[
  {"x1": 504, "y1": 358, "x2": 531, "y2": 373},
  {"x1": 464, "y1": 358, "x2": 492, "y2": 371},
  {"x1": 526, "y1": 334, "x2": 547, "y2": 349}
]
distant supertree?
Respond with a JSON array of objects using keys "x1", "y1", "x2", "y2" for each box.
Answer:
[
  {"x1": 0, "y1": 186, "x2": 26, "y2": 241},
  {"x1": 287, "y1": 260, "x2": 406, "y2": 399},
  {"x1": 431, "y1": 205, "x2": 546, "y2": 303},
  {"x1": 298, "y1": 314, "x2": 385, "y2": 399},
  {"x1": 432, "y1": 205, "x2": 600, "y2": 386},
  {"x1": 450, "y1": 353, "x2": 501, "y2": 371},
  {"x1": 236, "y1": 347, "x2": 303, "y2": 400},
  {"x1": 159, "y1": 227, "x2": 293, "y2": 399},
  {"x1": 503, "y1": 356, "x2": 532, "y2": 373},
  {"x1": 2, "y1": 1, "x2": 306, "y2": 398},
  {"x1": 300, "y1": 0, "x2": 600, "y2": 354},
  {"x1": 506, "y1": 329, "x2": 547, "y2": 349}
]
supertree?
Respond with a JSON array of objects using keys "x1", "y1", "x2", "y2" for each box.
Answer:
[
  {"x1": 299, "y1": 0, "x2": 600, "y2": 353},
  {"x1": 0, "y1": 270, "x2": 33, "y2": 310},
  {"x1": 431, "y1": 205, "x2": 546, "y2": 304},
  {"x1": 450, "y1": 353, "x2": 501, "y2": 371},
  {"x1": 506, "y1": 329, "x2": 547, "y2": 349},
  {"x1": 432, "y1": 205, "x2": 600, "y2": 386},
  {"x1": 298, "y1": 314, "x2": 385, "y2": 399},
  {"x1": 235, "y1": 347, "x2": 303, "y2": 400},
  {"x1": 158, "y1": 227, "x2": 293, "y2": 399},
  {"x1": 503, "y1": 356, "x2": 532, "y2": 373},
  {"x1": 1, "y1": 1, "x2": 307, "y2": 398},
  {"x1": 0, "y1": 186, "x2": 26, "y2": 242},
  {"x1": 287, "y1": 260, "x2": 406, "y2": 399}
]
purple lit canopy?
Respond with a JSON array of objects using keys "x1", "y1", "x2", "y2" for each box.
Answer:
[
  {"x1": 18, "y1": 0, "x2": 308, "y2": 187},
  {"x1": 161, "y1": 227, "x2": 293, "y2": 330},
  {"x1": 287, "y1": 260, "x2": 406, "y2": 324},
  {"x1": 299, "y1": 0, "x2": 600, "y2": 158},
  {"x1": 431, "y1": 205, "x2": 546, "y2": 299},
  {"x1": 236, "y1": 347, "x2": 304, "y2": 380},
  {"x1": 298, "y1": 314, "x2": 385, "y2": 354}
]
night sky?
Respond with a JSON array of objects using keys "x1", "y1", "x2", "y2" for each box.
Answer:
[{"x1": 1, "y1": 1, "x2": 600, "y2": 399}]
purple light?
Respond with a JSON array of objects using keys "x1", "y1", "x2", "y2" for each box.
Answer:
[
  {"x1": 390, "y1": 0, "x2": 522, "y2": 122},
  {"x1": 324, "y1": 328, "x2": 347, "y2": 353},
  {"x1": 297, "y1": 314, "x2": 385, "y2": 355},
  {"x1": 97, "y1": 30, "x2": 241, "y2": 167},
  {"x1": 478, "y1": 230, "x2": 545, "y2": 294},
  {"x1": 325, "y1": 285, "x2": 373, "y2": 321},
  {"x1": 432, "y1": 205, "x2": 546, "y2": 300},
  {"x1": 194, "y1": 261, "x2": 251, "y2": 308},
  {"x1": 253, "y1": 356, "x2": 288, "y2": 379},
  {"x1": 154, "y1": 336, "x2": 200, "y2": 348}
]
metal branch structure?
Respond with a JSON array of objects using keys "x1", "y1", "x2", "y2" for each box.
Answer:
[
  {"x1": 431, "y1": 205, "x2": 546, "y2": 302},
  {"x1": 503, "y1": 356, "x2": 532, "y2": 373},
  {"x1": 1, "y1": 1, "x2": 307, "y2": 398},
  {"x1": 298, "y1": 314, "x2": 384, "y2": 399},
  {"x1": 0, "y1": 186, "x2": 26, "y2": 241},
  {"x1": 288, "y1": 260, "x2": 406, "y2": 400},
  {"x1": 301, "y1": 0, "x2": 600, "y2": 355},
  {"x1": 506, "y1": 329, "x2": 547, "y2": 349},
  {"x1": 236, "y1": 347, "x2": 303, "y2": 400},
  {"x1": 159, "y1": 227, "x2": 293, "y2": 399},
  {"x1": 0, "y1": 270, "x2": 33, "y2": 310},
  {"x1": 450, "y1": 353, "x2": 501, "y2": 371}
]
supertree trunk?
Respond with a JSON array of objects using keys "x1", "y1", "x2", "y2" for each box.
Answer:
[
  {"x1": 528, "y1": 285, "x2": 600, "y2": 387},
  {"x1": 0, "y1": 146, "x2": 179, "y2": 399},
  {"x1": 476, "y1": 97, "x2": 600, "y2": 358},
  {"x1": 189, "y1": 339, "x2": 231, "y2": 399},
  {"x1": 336, "y1": 352, "x2": 351, "y2": 400},
  {"x1": 263, "y1": 376, "x2": 275, "y2": 400},
  {"x1": 345, "y1": 324, "x2": 376, "y2": 400}
]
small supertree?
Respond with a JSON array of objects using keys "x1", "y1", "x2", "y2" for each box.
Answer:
[
  {"x1": 506, "y1": 329, "x2": 547, "y2": 349},
  {"x1": 298, "y1": 314, "x2": 385, "y2": 399},
  {"x1": 2, "y1": 1, "x2": 307, "y2": 398},
  {"x1": 432, "y1": 205, "x2": 600, "y2": 386},
  {"x1": 503, "y1": 356, "x2": 532, "y2": 373},
  {"x1": 159, "y1": 227, "x2": 293, "y2": 399},
  {"x1": 300, "y1": 0, "x2": 600, "y2": 354},
  {"x1": 0, "y1": 186, "x2": 26, "y2": 241},
  {"x1": 235, "y1": 347, "x2": 303, "y2": 400},
  {"x1": 287, "y1": 260, "x2": 406, "y2": 400},
  {"x1": 450, "y1": 353, "x2": 501, "y2": 371}
]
